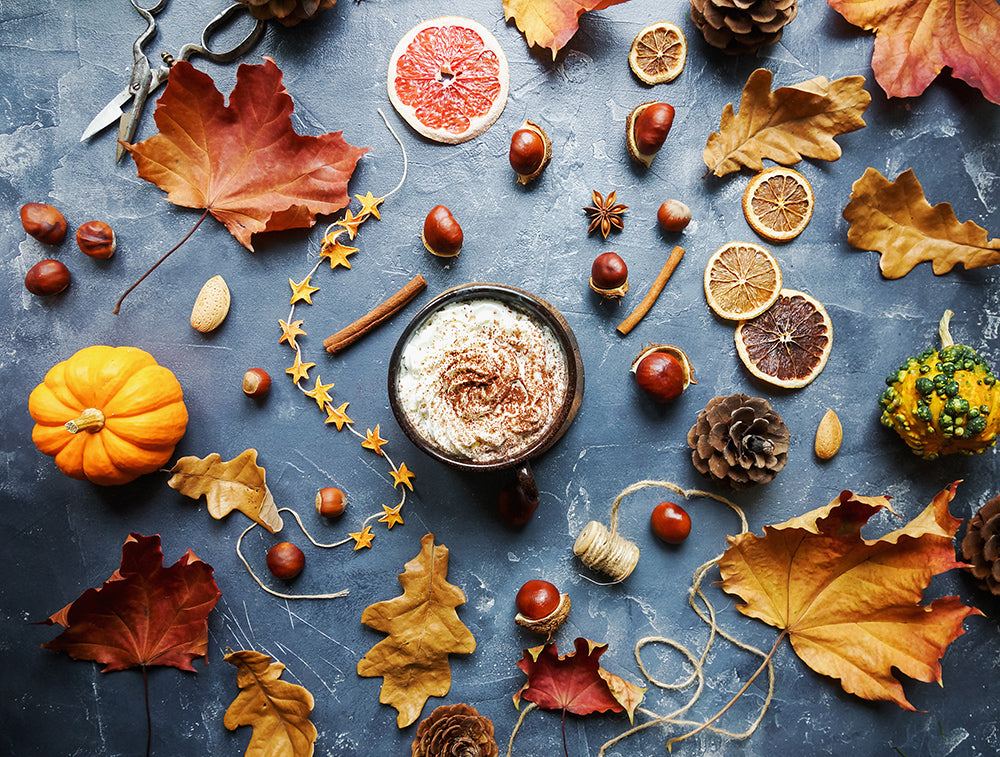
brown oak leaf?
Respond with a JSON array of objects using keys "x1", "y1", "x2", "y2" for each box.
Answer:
[
  {"x1": 125, "y1": 58, "x2": 367, "y2": 251},
  {"x1": 224, "y1": 650, "x2": 317, "y2": 757},
  {"x1": 703, "y1": 69, "x2": 871, "y2": 177},
  {"x1": 357, "y1": 533, "x2": 476, "y2": 727},
  {"x1": 503, "y1": 0, "x2": 632, "y2": 59},
  {"x1": 41, "y1": 533, "x2": 221, "y2": 672},
  {"x1": 828, "y1": 0, "x2": 1000, "y2": 104},
  {"x1": 718, "y1": 484, "x2": 982, "y2": 710},
  {"x1": 844, "y1": 167, "x2": 1000, "y2": 278},
  {"x1": 513, "y1": 637, "x2": 645, "y2": 720},
  {"x1": 167, "y1": 448, "x2": 283, "y2": 533}
]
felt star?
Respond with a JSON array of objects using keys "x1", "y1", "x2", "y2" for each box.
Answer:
[
  {"x1": 361, "y1": 425, "x2": 388, "y2": 456},
  {"x1": 379, "y1": 503, "x2": 404, "y2": 529},
  {"x1": 319, "y1": 229, "x2": 359, "y2": 270},
  {"x1": 303, "y1": 375, "x2": 335, "y2": 410},
  {"x1": 336, "y1": 209, "x2": 365, "y2": 240},
  {"x1": 289, "y1": 275, "x2": 320, "y2": 305},
  {"x1": 285, "y1": 353, "x2": 315, "y2": 384},
  {"x1": 278, "y1": 319, "x2": 307, "y2": 350},
  {"x1": 390, "y1": 462, "x2": 416, "y2": 491},
  {"x1": 324, "y1": 402, "x2": 353, "y2": 430},
  {"x1": 354, "y1": 191, "x2": 384, "y2": 221},
  {"x1": 350, "y1": 525, "x2": 375, "y2": 550}
]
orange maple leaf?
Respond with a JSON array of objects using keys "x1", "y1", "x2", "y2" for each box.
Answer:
[
  {"x1": 126, "y1": 58, "x2": 368, "y2": 251},
  {"x1": 828, "y1": 0, "x2": 1000, "y2": 104},
  {"x1": 718, "y1": 484, "x2": 981, "y2": 710},
  {"x1": 503, "y1": 0, "x2": 632, "y2": 59}
]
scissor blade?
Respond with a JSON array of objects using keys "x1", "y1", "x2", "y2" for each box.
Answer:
[{"x1": 80, "y1": 90, "x2": 133, "y2": 142}]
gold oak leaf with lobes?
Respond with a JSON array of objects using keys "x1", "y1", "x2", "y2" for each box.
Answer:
[
  {"x1": 718, "y1": 484, "x2": 981, "y2": 710},
  {"x1": 224, "y1": 650, "x2": 317, "y2": 757},
  {"x1": 357, "y1": 533, "x2": 476, "y2": 727},
  {"x1": 125, "y1": 58, "x2": 368, "y2": 251},
  {"x1": 828, "y1": 0, "x2": 1000, "y2": 105},
  {"x1": 843, "y1": 167, "x2": 1000, "y2": 278},
  {"x1": 42, "y1": 533, "x2": 221, "y2": 673},
  {"x1": 703, "y1": 69, "x2": 871, "y2": 177},
  {"x1": 503, "y1": 0, "x2": 632, "y2": 59}
]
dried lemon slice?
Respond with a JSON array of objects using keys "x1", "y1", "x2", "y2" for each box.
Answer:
[
  {"x1": 742, "y1": 166, "x2": 814, "y2": 242},
  {"x1": 628, "y1": 22, "x2": 686, "y2": 85},
  {"x1": 735, "y1": 289, "x2": 833, "y2": 389},
  {"x1": 703, "y1": 242, "x2": 782, "y2": 321}
]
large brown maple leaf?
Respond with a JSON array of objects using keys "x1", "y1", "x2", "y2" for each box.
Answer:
[
  {"x1": 42, "y1": 533, "x2": 221, "y2": 672},
  {"x1": 125, "y1": 57, "x2": 367, "y2": 251},
  {"x1": 718, "y1": 484, "x2": 981, "y2": 710},
  {"x1": 828, "y1": 0, "x2": 1000, "y2": 104},
  {"x1": 503, "y1": 0, "x2": 632, "y2": 59}
]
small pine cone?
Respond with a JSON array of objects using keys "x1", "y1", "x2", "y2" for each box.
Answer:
[
  {"x1": 961, "y1": 495, "x2": 1000, "y2": 595},
  {"x1": 411, "y1": 704, "x2": 499, "y2": 757},
  {"x1": 687, "y1": 393, "x2": 789, "y2": 489},
  {"x1": 690, "y1": 0, "x2": 798, "y2": 55},
  {"x1": 235, "y1": 0, "x2": 336, "y2": 26}
]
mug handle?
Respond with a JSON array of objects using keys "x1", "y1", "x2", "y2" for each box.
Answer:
[{"x1": 498, "y1": 462, "x2": 539, "y2": 526}]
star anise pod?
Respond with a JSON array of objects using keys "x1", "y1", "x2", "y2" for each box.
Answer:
[{"x1": 584, "y1": 190, "x2": 627, "y2": 239}]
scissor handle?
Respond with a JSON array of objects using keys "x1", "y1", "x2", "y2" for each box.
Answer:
[{"x1": 176, "y1": 4, "x2": 265, "y2": 65}]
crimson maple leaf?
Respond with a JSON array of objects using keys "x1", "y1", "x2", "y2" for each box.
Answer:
[
  {"x1": 126, "y1": 57, "x2": 368, "y2": 251},
  {"x1": 42, "y1": 533, "x2": 221, "y2": 672}
]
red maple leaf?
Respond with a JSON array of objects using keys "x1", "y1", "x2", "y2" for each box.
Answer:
[
  {"x1": 514, "y1": 637, "x2": 645, "y2": 719},
  {"x1": 42, "y1": 533, "x2": 221, "y2": 672},
  {"x1": 125, "y1": 57, "x2": 368, "y2": 251}
]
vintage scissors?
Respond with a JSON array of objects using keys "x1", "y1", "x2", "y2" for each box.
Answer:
[{"x1": 81, "y1": 0, "x2": 265, "y2": 162}]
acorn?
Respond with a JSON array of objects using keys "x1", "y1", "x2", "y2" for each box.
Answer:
[
  {"x1": 509, "y1": 119, "x2": 552, "y2": 184},
  {"x1": 626, "y1": 102, "x2": 675, "y2": 168}
]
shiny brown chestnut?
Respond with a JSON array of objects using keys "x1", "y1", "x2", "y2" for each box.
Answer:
[
  {"x1": 509, "y1": 119, "x2": 552, "y2": 184},
  {"x1": 589, "y1": 252, "x2": 629, "y2": 300},
  {"x1": 25, "y1": 259, "x2": 71, "y2": 296},
  {"x1": 422, "y1": 205, "x2": 463, "y2": 257},
  {"x1": 20, "y1": 203, "x2": 67, "y2": 245},
  {"x1": 76, "y1": 220, "x2": 116, "y2": 259},
  {"x1": 626, "y1": 102, "x2": 675, "y2": 168}
]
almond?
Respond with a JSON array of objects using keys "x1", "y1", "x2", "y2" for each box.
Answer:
[
  {"x1": 190, "y1": 275, "x2": 231, "y2": 333},
  {"x1": 814, "y1": 409, "x2": 843, "y2": 460}
]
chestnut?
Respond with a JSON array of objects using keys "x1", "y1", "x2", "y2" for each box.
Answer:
[
  {"x1": 20, "y1": 203, "x2": 67, "y2": 245},
  {"x1": 266, "y1": 542, "x2": 305, "y2": 580},
  {"x1": 509, "y1": 119, "x2": 552, "y2": 184},
  {"x1": 657, "y1": 200, "x2": 691, "y2": 232},
  {"x1": 24, "y1": 259, "x2": 71, "y2": 296},
  {"x1": 626, "y1": 102, "x2": 675, "y2": 168},
  {"x1": 76, "y1": 220, "x2": 116, "y2": 259},
  {"x1": 242, "y1": 368, "x2": 271, "y2": 398},
  {"x1": 315, "y1": 486, "x2": 346, "y2": 518},
  {"x1": 589, "y1": 252, "x2": 629, "y2": 300},
  {"x1": 630, "y1": 344, "x2": 694, "y2": 402},
  {"x1": 422, "y1": 205, "x2": 463, "y2": 257}
]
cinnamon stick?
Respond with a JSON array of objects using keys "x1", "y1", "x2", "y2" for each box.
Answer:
[
  {"x1": 616, "y1": 246, "x2": 685, "y2": 336},
  {"x1": 324, "y1": 274, "x2": 427, "y2": 354}
]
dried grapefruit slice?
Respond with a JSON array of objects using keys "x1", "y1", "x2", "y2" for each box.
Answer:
[
  {"x1": 387, "y1": 16, "x2": 509, "y2": 144},
  {"x1": 735, "y1": 289, "x2": 833, "y2": 389},
  {"x1": 742, "y1": 167, "x2": 814, "y2": 242},
  {"x1": 703, "y1": 242, "x2": 782, "y2": 321},
  {"x1": 629, "y1": 22, "x2": 687, "y2": 85}
]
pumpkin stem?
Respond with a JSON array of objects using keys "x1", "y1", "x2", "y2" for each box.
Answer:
[
  {"x1": 939, "y1": 309, "x2": 955, "y2": 348},
  {"x1": 65, "y1": 407, "x2": 106, "y2": 434}
]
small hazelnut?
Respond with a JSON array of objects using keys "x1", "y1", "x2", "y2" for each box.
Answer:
[
  {"x1": 422, "y1": 205, "x2": 463, "y2": 257},
  {"x1": 509, "y1": 119, "x2": 552, "y2": 184},
  {"x1": 266, "y1": 542, "x2": 305, "y2": 580},
  {"x1": 657, "y1": 200, "x2": 691, "y2": 232},
  {"x1": 626, "y1": 102, "x2": 675, "y2": 168},
  {"x1": 315, "y1": 486, "x2": 346, "y2": 518},
  {"x1": 20, "y1": 203, "x2": 67, "y2": 245},
  {"x1": 589, "y1": 252, "x2": 629, "y2": 300},
  {"x1": 242, "y1": 368, "x2": 271, "y2": 398},
  {"x1": 76, "y1": 221, "x2": 116, "y2": 259},
  {"x1": 24, "y1": 259, "x2": 71, "y2": 296}
]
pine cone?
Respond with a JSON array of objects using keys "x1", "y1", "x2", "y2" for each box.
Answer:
[
  {"x1": 961, "y1": 495, "x2": 1000, "y2": 595},
  {"x1": 235, "y1": 0, "x2": 336, "y2": 26},
  {"x1": 411, "y1": 704, "x2": 499, "y2": 757},
  {"x1": 690, "y1": 0, "x2": 798, "y2": 55},
  {"x1": 687, "y1": 393, "x2": 789, "y2": 489}
]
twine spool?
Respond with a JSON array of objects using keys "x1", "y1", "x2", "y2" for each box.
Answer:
[{"x1": 573, "y1": 520, "x2": 641, "y2": 581}]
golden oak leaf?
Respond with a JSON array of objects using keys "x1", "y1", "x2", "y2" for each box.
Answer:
[
  {"x1": 167, "y1": 449, "x2": 283, "y2": 533},
  {"x1": 718, "y1": 484, "x2": 982, "y2": 710},
  {"x1": 224, "y1": 650, "x2": 317, "y2": 757},
  {"x1": 828, "y1": 0, "x2": 1000, "y2": 104},
  {"x1": 503, "y1": 0, "x2": 632, "y2": 59},
  {"x1": 703, "y1": 69, "x2": 871, "y2": 177},
  {"x1": 125, "y1": 58, "x2": 367, "y2": 251},
  {"x1": 844, "y1": 167, "x2": 1000, "y2": 278},
  {"x1": 357, "y1": 533, "x2": 476, "y2": 727}
]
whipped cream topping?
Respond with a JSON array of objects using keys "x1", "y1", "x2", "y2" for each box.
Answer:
[{"x1": 396, "y1": 298, "x2": 569, "y2": 463}]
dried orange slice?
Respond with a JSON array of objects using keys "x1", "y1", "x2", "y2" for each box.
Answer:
[
  {"x1": 742, "y1": 167, "x2": 814, "y2": 242},
  {"x1": 387, "y1": 17, "x2": 509, "y2": 144},
  {"x1": 735, "y1": 289, "x2": 833, "y2": 389},
  {"x1": 703, "y1": 242, "x2": 783, "y2": 321},
  {"x1": 628, "y1": 22, "x2": 687, "y2": 85}
]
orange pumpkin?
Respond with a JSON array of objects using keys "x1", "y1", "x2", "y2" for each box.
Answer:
[{"x1": 28, "y1": 345, "x2": 189, "y2": 486}]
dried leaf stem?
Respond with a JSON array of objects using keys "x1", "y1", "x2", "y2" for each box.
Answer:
[{"x1": 616, "y1": 246, "x2": 685, "y2": 336}]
